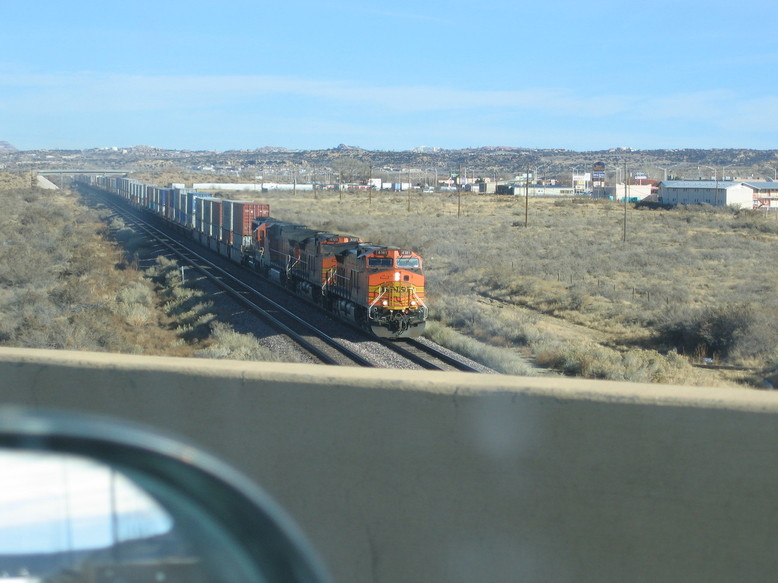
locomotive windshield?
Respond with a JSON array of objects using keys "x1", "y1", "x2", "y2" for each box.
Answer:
[
  {"x1": 368, "y1": 257, "x2": 393, "y2": 268},
  {"x1": 396, "y1": 257, "x2": 420, "y2": 268}
]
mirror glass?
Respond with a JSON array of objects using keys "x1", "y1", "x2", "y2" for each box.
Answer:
[{"x1": 0, "y1": 449, "x2": 212, "y2": 583}]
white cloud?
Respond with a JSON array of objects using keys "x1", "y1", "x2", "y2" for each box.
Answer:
[
  {"x1": 0, "y1": 71, "x2": 637, "y2": 116},
  {"x1": 723, "y1": 96, "x2": 778, "y2": 132},
  {"x1": 1, "y1": 70, "x2": 775, "y2": 149},
  {"x1": 633, "y1": 90, "x2": 733, "y2": 121}
]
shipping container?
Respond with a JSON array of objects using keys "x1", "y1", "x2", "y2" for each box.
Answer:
[
  {"x1": 195, "y1": 197, "x2": 222, "y2": 239},
  {"x1": 221, "y1": 200, "x2": 271, "y2": 248},
  {"x1": 146, "y1": 185, "x2": 156, "y2": 210},
  {"x1": 150, "y1": 186, "x2": 163, "y2": 214},
  {"x1": 185, "y1": 192, "x2": 198, "y2": 227},
  {"x1": 177, "y1": 191, "x2": 207, "y2": 228},
  {"x1": 162, "y1": 189, "x2": 175, "y2": 220}
]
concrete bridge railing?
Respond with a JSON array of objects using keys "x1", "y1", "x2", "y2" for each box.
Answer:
[{"x1": 2, "y1": 347, "x2": 778, "y2": 583}]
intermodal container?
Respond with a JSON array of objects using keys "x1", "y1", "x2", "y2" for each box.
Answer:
[
  {"x1": 162, "y1": 189, "x2": 175, "y2": 220},
  {"x1": 196, "y1": 197, "x2": 222, "y2": 239},
  {"x1": 221, "y1": 200, "x2": 271, "y2": 248}
]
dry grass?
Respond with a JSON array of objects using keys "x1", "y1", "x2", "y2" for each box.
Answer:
[
  {"x1": 0, "y1": 185, "x2": 187, "y2": 354},
  {"x1": 15, "y1": 168, "x2": 772, "y2": 387},
  {"x1": 0, "y1": 177, "x2": 281, "y2": 361},
  {"x1": 225, "y1": 187, "x2": 778, "y2": 387},
  {"x1": 0, "y1": 171, "x2": 32, "y2": 190}
]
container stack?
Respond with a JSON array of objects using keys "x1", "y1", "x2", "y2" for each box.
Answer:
[{"x1": 221, "y1": 201, "x2": 271, "y2": 247}]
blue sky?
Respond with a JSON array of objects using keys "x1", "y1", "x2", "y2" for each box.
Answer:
[
  {"x1": 2, "y1": 0, "x2": 777, "y2": 151},
  {"x1": 0, "y1": 451, "x2": 169, "y2": 553}
]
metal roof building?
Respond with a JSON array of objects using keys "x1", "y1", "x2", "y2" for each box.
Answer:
[{"x1": 657, "y1": 180, "x2": 778, "y2": 209}]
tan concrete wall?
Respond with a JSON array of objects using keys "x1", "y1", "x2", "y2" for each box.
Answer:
[{"x1": 2, "y1": 347, "x2": 778, "y2": 582}]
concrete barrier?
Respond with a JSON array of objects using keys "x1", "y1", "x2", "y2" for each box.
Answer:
[{"x1": 2, "y1": 347, "x2": 778, "y2": 582}]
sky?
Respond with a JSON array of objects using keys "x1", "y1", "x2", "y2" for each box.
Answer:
[
  {"x1": 0, "y1": 450, "x2": 170, "y2": 554},
  {"x1": 2, "y1": 0, "x2": 777, "y2": 152}
]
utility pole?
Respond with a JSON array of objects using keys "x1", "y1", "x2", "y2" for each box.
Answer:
[
  {"x1": 525, "y1": 166, "x2": 529, "y2": 228},
  {"x1": 623, "y1": 160, "x2": 628, "y2": 243},
  {"x1": 457, "y1": 165, "x2": 462, "y2": 218},
  {"x1": 714, "y1": 169, "x2": 719, "y2": 207},
  {"x1": 703, "y1": 165, "x2": 718, "y2": 206}
]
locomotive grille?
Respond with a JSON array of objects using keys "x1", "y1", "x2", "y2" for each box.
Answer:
[{"x1": 370, "y1": 283, "x2": 425, "y2": 310}]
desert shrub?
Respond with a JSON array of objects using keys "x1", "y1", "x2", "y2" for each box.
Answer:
[
  {"x1": 730, "y1": 209, "x2": 778, "y2": 235},
  {"x1": 656, "y1": 303, "x2": 762, "y2": 360},
  {"x1": 195, "y1": 321, "x2": 279, "y2": 361},
  {"x1": 116, "y1": 303, "x2": 154, "y2": 326},
  {"x1": 423, "y1": 321, "x2": 537, "y2": 376},
  {"x1": 117, "y1": 282, "x2": 154, "y2": 307},
  {"x1": 430, "y1": 295, "x2": 541, "y2": 347},
  {"x1": 167, "y1": 188, "x2": 778, "y2": 386},
  {"x1": 430, "y1": 296, "x2": 483, "y2": 330},
  {"x1": 533, "y1": 339, "x2": 706, "y2": 384},
  {"x1": 0, "y1": 188, "x2": 182, "y2": 355},
  {"x1": 0, "y1": 186, "x2": 289, "y2": 360},
  {"x1": 149, "y1": 256, "x2": 184, "y2": 288},
  {"x1": 10, "y1": 305, "x2": 123, "y2": 352},
  {"x1": 0, "y1": 172, "x2": 31, "y2": 190},
  {"x1": 0, "y1": 246, "x2": 56, "y2": 287},
  {"x1": 146, "y1": 257, "x2": 217, "y2": 338},
  {"x1": 112, "y1": 221, "x2": 152, "y2": 257},
  {"x1": 762, "y1": 356, "x2": 778, "y2": 388},
  {"x1": 113, "y1": 282, "x2": 156, "y2": 325}
]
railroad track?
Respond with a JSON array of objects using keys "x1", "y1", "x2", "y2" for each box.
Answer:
[
  {"x1": 86, "y1": 186, "x2": 485, "y2": 373},
  {"x1": 100, "y1": 197, "x2": 373, "y2": 366},
  {"x1": 386, "y1": 338, "x2": 486, "y2": 373}
]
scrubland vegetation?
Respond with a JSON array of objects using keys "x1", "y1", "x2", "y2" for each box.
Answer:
[
  {"x1": 0, "y1": 173, "x2": 280, "y2": 361},
  {"x1": 255, "y1": 188, "x2": 778, "y2": 388},
  {"x1": 4, "y1": 169, "x2": 777, "y2": 389}
]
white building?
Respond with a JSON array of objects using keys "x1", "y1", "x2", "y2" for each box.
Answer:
[
  {"x1": 496, "y1": 183, "x2": 575, "y2": 196},
  {"x1": 748, "y1": 182, "x2": 778, "y2": 210},
  {"x1": 656, "y1": 180, "x2": 778, "y2": 209},
  {"x1": 192, "y1": 182, "x2": 314, "y2": 191},
  {"x1": 594, "y1": 184, "x2": 654, "y2": 201}
]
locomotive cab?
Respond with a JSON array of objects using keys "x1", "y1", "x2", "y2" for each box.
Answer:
[
  {"x1": 361, "y1": 247, "x2": 427, "y2": 338},
  {"x1": 244, "y1": 217, "x2": 426, "y2": 338}
]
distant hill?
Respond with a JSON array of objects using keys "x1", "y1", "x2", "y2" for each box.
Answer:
[{"x1": 3, "y1": 144, "x2": 778, "y2": 183}]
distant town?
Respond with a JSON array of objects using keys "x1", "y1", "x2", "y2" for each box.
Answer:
[{"x1": 3, "y1": 142, "x2": 778, "y2": 209}]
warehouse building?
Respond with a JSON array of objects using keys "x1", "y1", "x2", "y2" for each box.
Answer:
[
  {"x1": 495, "y1": 183, "x2": 575, "y2": 196},
  {"x1": 657, "y1": 180, "x2": 778, "y2": 209}
]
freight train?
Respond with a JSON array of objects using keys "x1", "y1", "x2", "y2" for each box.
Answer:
[{"x1": 75, "y1": 175, "x2": 427, "y2": 338}]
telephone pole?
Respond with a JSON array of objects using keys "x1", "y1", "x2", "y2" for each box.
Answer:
[
  {"x1": 524, "y1": 167, "x2": 529, "y2": 228},
  {"x1": 623, "y1": 160, "x2": 628, "y2": 243}
]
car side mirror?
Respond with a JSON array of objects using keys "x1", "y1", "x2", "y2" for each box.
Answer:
[{"x1": 0, "y1": 407, "x2": 331, "y2": 583}]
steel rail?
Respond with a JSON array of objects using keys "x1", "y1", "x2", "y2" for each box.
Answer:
[{"x1": 104, "y1": 199, "x2": 375, "y2": 367}]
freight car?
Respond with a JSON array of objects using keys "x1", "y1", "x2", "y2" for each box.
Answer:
[{"x1": 75, "y1": 175, "x2": 427, "y2": 338}]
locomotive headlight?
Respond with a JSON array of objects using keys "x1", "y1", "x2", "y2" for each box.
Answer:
[
  {"x1": 382, "y1": 300, "x2": 389, "y2": 306},
  {"x1": 410, "y1": 300, "x2": 417, "y2": 306},
  {"x1": 394, "y1": 271, "x2": 400, "y2": 282}
]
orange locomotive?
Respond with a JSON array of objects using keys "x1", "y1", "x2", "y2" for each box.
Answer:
[{"x1": 243, "y1": 217, "x2": 427, "y2": 338}]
